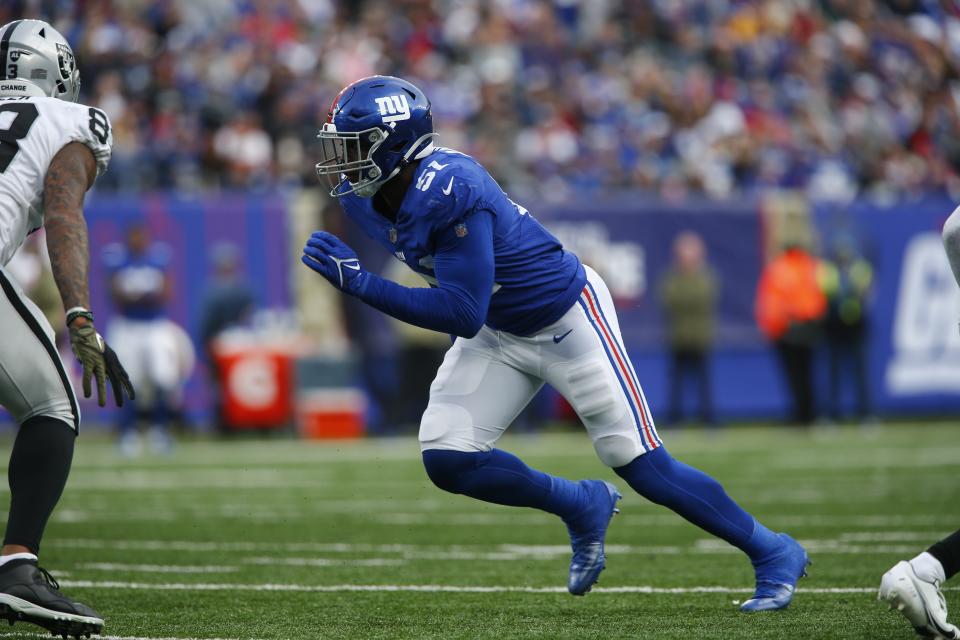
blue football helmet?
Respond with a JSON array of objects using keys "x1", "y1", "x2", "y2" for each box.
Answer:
[{"x1": 317, "y1": 75, "x2": 436, "y2": 198}]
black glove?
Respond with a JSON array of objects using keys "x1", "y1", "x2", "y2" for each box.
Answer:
[{"x1": 69, "y1": 321, "x2": 136, "y2": 407}]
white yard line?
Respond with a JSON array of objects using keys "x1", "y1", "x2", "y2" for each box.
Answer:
[
  {"x1": 244, "y1": 557, "x2": 406, "y2": 567},
  {"x1": 79, "y1": 563, "x2": 240, "y2": 573},
  {"x1": 43, "y1": 506, "x2": 960, "y2": 526},
  {"x1": 57, "y1": 580, "x2": 960, "y2": 595},
  {"x1": 54, "y1": 538, "x2": 939, "y2": 557},
  {"x1": 371, "y1": 513, "x2": 960, "y2": 527},
  {"x1": 55, "y1": 539, "x2": 433, "y2": 552},
  {"x1": 837, "y1": 531, "x2": 947, "y2": 542}
]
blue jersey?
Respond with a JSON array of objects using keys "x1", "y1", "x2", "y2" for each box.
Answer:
[
  {"x1": 339, "y1": 148, "x2": 586, "y2": 336},
  {"x1": 104, "y1": 243, "x2": 170, "y2": 320}
]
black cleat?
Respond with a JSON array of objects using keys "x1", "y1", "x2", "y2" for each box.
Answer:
[{"x1": 0, "y1": 559, "x2": 102, "y2": 638}]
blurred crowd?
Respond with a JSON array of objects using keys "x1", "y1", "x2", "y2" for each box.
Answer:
[{"x1": 5, "y1": 0, "x2": 960, "y2": 201}]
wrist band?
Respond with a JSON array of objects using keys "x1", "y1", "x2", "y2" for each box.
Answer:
[{"x1": 66, "y1": 306, "x2": 95, "y2": 326}]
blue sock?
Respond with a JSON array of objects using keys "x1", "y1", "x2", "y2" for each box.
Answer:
[
  {"x1": 422, "y1": 448, "x2": 586, "y2": 520},
  {"x1": 151, "y1": 392, "x2": 171, "y2": 427},
  {"x1": 117, "y1": 401, "x2": 137, "y2": 435},
  {"x1": 614, "y1": 447, "x2": 780, "y2": 561}
]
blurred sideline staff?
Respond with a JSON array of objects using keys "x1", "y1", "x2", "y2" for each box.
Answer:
[
  {"x1": 755, "y1": 242, "x2": 827, "y2": 426},
  {"x1": 198, "y1": 243, "x2": 256, "y2": 432},
  {"x1": 658, "y1": 231, "x2": 718, "y2": 427},
  {"x1": 820, "y1": 237, "x2": 873, "y2": 422}
]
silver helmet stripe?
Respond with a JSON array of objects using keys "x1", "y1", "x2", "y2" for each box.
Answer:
[{"x1": 0, "y1": 20, "x2": 22, "y2": 80}]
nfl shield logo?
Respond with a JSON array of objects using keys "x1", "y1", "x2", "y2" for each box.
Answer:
[
  {"x1": 388, "y1": 228, "x2": 397, "y2": 244},
  {"x1": 455, "y1": 223, "x2": 468, "y2": 238}
]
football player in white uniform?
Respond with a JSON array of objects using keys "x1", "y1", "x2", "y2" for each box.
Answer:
[
  {"x1": 0, "y1": 18, "x2": 135, "y2": 639},
  {"x1": 876, "y1": 207, "x2": 960, "y2": 639}
]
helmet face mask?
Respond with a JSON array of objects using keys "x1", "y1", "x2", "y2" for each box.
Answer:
[
  {"x1": 0, "y1": 20, "x2": 81, "y2": 103},
  {"x1": 317, "y1": 76, "x2": 436, "y2": 199},
  {"x1": 316, "y1": 125, "x2": 387, "y2": 198}
]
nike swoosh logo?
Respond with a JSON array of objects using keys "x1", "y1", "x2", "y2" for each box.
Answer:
[
  {"x1": 442, "y1": 176, "x2": 455, "y2": 195},
  {"x1": 553, "y1": 329, "x2": 573, "y2": 344},
  {"x1": 428, "y1": 160, "x2": 449, "y2": 170},
  {"x1": 342, "y1": 262, "x2": 361, "y2": 270}
]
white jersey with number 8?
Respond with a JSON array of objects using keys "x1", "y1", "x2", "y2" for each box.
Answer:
[{"x1": 0, "y1": 95, "x2": 111, "y2": 266}]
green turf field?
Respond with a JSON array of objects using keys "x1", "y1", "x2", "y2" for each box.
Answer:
[{"x1": 0, "y1": 423, "x2": 958, "y2": 639}]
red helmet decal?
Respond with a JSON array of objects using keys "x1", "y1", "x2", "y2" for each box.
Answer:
[{"x1": 326, "y1": 90, "x2": 345, "y2": 124}]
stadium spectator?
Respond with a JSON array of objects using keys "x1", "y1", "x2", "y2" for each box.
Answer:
[
  {"x1": 658, "y1": 231, "x2": 718, "y2": 427},
  {"x1": 755, "y1": 242, "x2": 827, "y2": 426},
  {"x1": 821, "y1": 235, "x2": 874, "y2": 422},
  {"x1": 212, "y1": 111, "x2": 274, "y2": 187},
  {"x1": 3, "y1": 0, "x2": 959, "y2": 201}
]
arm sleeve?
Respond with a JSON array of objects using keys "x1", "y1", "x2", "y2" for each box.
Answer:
[
  {"x1": 352, "y1": 210, "x2": 495, "y2": 337},
  {"x1": 65, "y1": 103, "x2": 112, "y2": 176}
]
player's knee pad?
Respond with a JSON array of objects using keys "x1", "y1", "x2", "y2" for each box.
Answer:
[
  {"x1": 592, "y1": 433, "x2": 645, "y2": 468},
  {"x1": 564, "y1": 359, "x2": 622, "y2": 422},
  {"x1": 421, "y1": 449, "x2": 487, "y2": 495},
  {"x1": 418, "y1": 402, "x2": 477, "y2": 450}
]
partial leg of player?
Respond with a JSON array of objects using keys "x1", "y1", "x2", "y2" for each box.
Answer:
[
  {"x1": 880, "y1": 530, "x2": 960, "y2": 639},
  {"x1": 1, "y1": 423, "x2": 102, "y2": 639},
  {"x1": 0, "y1": 268, "x2": 104, "y2": 637},
  {"x1": 0, "y1": 556, "x2": 103, "y2": 639},
  {"x1": 540, "y1": 268, "x2": 809, "y2": 611},
  {"x1": 419, "y1": 335, "x2": 623, "y2": 596}
]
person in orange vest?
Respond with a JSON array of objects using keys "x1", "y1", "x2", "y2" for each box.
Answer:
[{"x1": 755, "y1": 243, "x2": 827, "y2": 425}]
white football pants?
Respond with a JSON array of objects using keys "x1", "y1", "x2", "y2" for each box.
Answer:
[
  {"x1": 107, "y1": 317, "x2": 182, "y2": 404},
  {"x1": 419, "y1": 266, "x2": 661, "y2": 468},
  {"x1": 0, "y1": 264, "x2": 78, "y2": 429}
]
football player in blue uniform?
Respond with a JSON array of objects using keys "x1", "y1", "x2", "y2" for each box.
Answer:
[
  {"x1": 302, "y1": 76, "x2": 808, "y2": 608},
  {"x1": 104, "y1": 224, "x2": 180, "y2": 455}
]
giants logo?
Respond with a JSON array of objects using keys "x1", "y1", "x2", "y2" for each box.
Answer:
[
  {"x1": 374, "y1": 94, "x2": 411, "y2": 126},
  {"x1": 886, "y1": 232, "x2": 960, "y2": 393}
]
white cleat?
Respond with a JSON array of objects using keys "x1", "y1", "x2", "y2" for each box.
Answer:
[{"x1": 879, "y1": 561, "x2": 959, "y2": 639}]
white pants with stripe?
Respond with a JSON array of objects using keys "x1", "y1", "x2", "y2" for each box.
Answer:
[
  {"x1": 419, "y1": 266, "x2": 660, "y2": 468},
  {"x1": 0, "y1": 264, "x2": 79, "y2": 429}
]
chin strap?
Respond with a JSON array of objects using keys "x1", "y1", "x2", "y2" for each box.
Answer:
[
  {"x1": 360, "y1": 133, "x2": 439, "y2": 197},
  {"x1": 390, "y1": 133, "x2": 438, "y2": 177},
  {"x1": 342, "y1": 132, "x2": 439, "y2": 198}
]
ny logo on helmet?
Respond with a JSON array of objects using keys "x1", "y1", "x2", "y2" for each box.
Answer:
[{"x1": 374, "y1": 94, "x2": 411, "y2": 126}]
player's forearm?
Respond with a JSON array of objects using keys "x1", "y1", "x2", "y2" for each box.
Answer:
[
  {"x1": 43, "y1": 142, "x2": 97, "y2": 313},
  {"x1": 355, "y1": 274, "x2": 485, "y2": 338},
  {"x1": 44, "y1": 206, "x2": 91, "y2": 311}
]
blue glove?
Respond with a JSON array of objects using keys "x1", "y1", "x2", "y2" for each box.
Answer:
[{"x1": 301, "y1": 231, "x2": 368, "y2": 294}]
